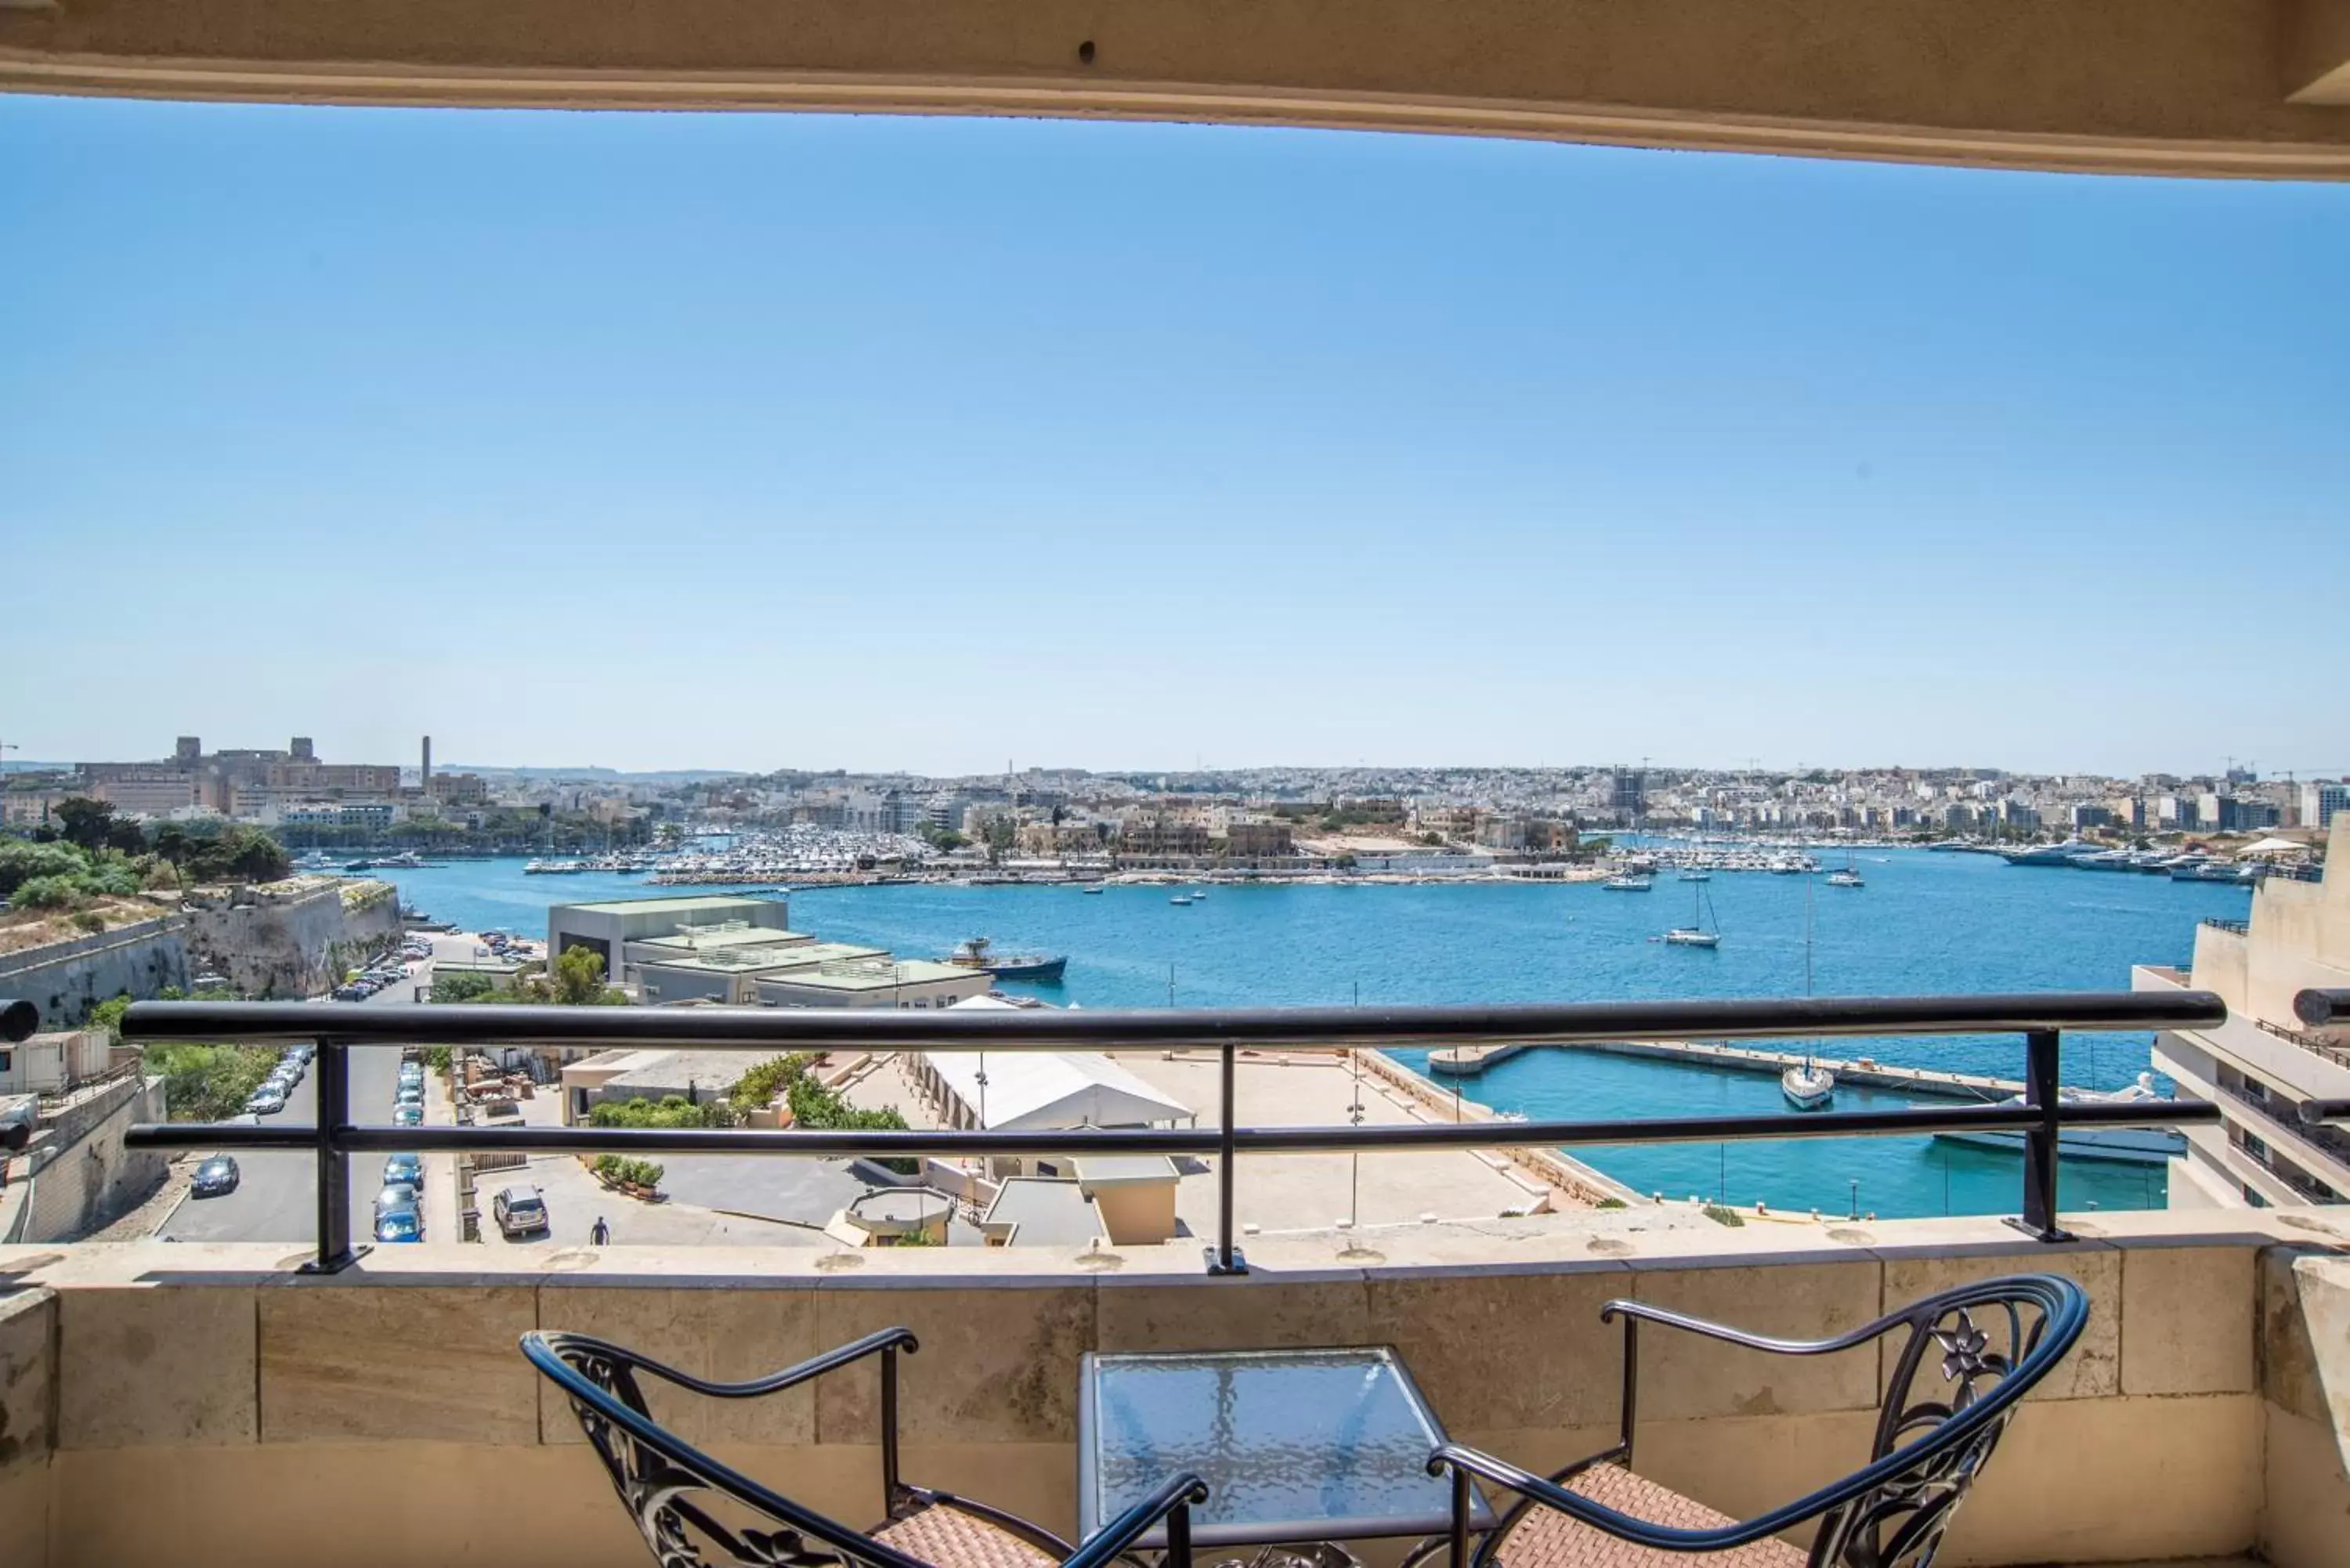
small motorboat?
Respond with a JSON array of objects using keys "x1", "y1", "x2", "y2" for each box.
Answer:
[
  {"x1": 1782, "y1": 1060, "x2": 1836, "y2": 1111},
  {"x1": 1602, "y1": 874, "x2": 1654, "y2": 891},
  {"x1": 1663, "y1": 927, "x2": 1721, "y2": 948},
  {"x1": 1170, "y1": 894, "x2": 1192, "y2": 906},
  {"x1": 1081, "y1": 885, "x2": 1105, "y2": 894},
  {"x1": 1827, "y1": 869, "x2": 1864, "y2": 887}
]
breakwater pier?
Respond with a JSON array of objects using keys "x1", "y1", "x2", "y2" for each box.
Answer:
[{"x1": 1426, "y1": 1039, "x2": 2023, "y2": 1100}]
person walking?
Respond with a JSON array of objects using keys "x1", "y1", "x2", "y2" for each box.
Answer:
[{"x1": 590, "y1": 1215, "x2": 610, "y2": 1245}]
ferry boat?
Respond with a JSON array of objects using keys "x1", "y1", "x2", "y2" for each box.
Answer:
[
  {"x1": 943, "y1": 937, "x2": 1068, "y2": 983},
  {"x1": 1932, "y1": 1075, "x2": 2184, "y2": 1165}
]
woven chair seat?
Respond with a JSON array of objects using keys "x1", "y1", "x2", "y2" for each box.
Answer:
[
  {"x1": 873, "y1": 1503, "x2": 1062, "y2": 1568},
  {"x1": 1491, "y1": 1466, "x2": 1807, "y2": 1568}
]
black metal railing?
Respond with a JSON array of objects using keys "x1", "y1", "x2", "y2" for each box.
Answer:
[
  {"x1": 2201, "y1": 917, "x2": 2251, "y2": 937},
  {"x1": 117, "y1": 991, "x2": 2240, "y2": 1274}
]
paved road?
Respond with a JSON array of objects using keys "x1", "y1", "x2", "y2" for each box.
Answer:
[{"x1": 161, "y1": 963, "x2": 433, "y2": 1247}]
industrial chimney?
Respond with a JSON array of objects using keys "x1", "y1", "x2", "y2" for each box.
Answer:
[{"x1": 422, "y1": 735, "x2": 433, "y2": 788}]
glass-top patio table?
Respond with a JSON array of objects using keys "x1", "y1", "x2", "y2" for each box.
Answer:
[{"x1": 1077, "y1": 1346, "x2": 1498, "y2": 1553}]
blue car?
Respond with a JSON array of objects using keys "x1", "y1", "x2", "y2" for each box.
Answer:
[
  {"x1": 383, "y1": 1153, "x2": 424, "y2": 1191},
  {"x1": 190, "y1": 1156, "x2": 240, "y2": 1198},
  {"x1": 374, "y1": 1209, "x2": 423, "y2": 1243}
]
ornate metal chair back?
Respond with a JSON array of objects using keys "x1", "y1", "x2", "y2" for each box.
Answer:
[
  {"x1": 526, "y1": 1330, "x2": 924, "y2": 1568},
  {"x1": 1804, "y1": 1274, "x2": 2088, "y2": 1568}
]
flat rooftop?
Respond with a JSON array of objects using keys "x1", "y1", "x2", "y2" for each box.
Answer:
[
  {"x1": 632, "y1": 927, "x2": 813, "y2": 952},
  {"x1": 762, "y1": 958, "x2": 974, "y2": 992},
  {"x1": 980, "y1": 1178, "x2": 1108, "y2": 1247},
  {"x1": 558, "y1": 895, "x2": 784, "y2": 916}
]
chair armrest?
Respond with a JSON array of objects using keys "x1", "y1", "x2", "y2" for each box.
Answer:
[
  {"x1": 1600, "y1": 1299, "x2": 1896, "y2": 1357},
  {"x1": 620, "y1": 1326, "x2": 920, "y2": 1401},
  {"x1": 1060, "y1": 1475, "x2": 1209, "y2": 1568}
]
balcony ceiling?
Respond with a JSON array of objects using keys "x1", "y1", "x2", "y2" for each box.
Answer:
[{"x1": 3, "y1": 0, "x2": 2350, "y2": 179}]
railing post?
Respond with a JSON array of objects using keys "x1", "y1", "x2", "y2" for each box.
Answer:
[
  {"x1": 1205, "y1": 1039, "x2": 1246, "y2": 1274},
  {"x1": 2008, "y1": 1028, "x2": 2073, "y2": 1243},
  {"x1": 305, "y1": 1039, "x2": 365, "y2": 1274},
  {"x1": 880, "y1": 1342, "x2": 905, "y2": 1512}
]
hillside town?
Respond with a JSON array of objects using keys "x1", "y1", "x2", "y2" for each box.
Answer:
[{"x1": 7, "y1": 735, "x2": 2344, "y2": 875}]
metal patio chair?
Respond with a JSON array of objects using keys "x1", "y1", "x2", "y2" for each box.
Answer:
[
  {"x1": 1424, "y1": 1273, "x2": 2088, "y2": 1568},
  {"x1": 526, "y1": 1326, "x2": 1207, "y2": 1568}
]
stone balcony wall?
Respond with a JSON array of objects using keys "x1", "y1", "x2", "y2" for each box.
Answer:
[{"x1": 1, "y1": 1209, "x2": 2345, "y2": 1568}]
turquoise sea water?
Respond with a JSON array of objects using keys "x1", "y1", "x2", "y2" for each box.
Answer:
[{"x1": 360, "y1": 849, "x2": 2251, "y2": 1219}]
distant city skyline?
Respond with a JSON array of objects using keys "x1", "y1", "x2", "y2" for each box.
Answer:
[
  {"x1": 5, "y1": 97, "x2": 2343, "y2": 777},
  {"x1": 6, "y1": 746, "x2": 2344, "y2": 786}
]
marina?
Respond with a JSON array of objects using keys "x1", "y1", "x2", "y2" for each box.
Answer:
[{"x1": 337, "y1": 843, "x2": 2254, "y2": 1217}]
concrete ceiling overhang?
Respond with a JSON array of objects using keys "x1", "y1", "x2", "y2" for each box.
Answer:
[{"x1": 4, "y1": 0, "x2": 2349, "y2": 179}]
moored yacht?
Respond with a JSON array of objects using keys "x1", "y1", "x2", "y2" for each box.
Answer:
[{"x1": 1781, "y1": 1060, "x2": 1836, "y2": 1111}]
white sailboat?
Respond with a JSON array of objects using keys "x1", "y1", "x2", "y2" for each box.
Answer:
[
  {"x1": 1781, "y1": 873, "x2": 1836, "y2": 1109},
  {"x1": 1663, "y1": 878, "x2": 1722, "y2": 948},
  {"x1": 1827, "y1": 847, "x2": 1864, "y2": 888}
]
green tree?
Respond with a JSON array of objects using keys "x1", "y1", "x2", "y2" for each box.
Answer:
[
  {"x1": 88, "y1": 993, "x2": 134, "y2": 1042},
  {"x1": 551, "y1": 945, "x2": 626, "y2": 1006},
  {"x1": 53, "y1": 797, "x2": 119, "y2": 854},
  {"x1": 145, "y1": 1042, "x2": 281, "y2": 1122},
  {"x1": 150, "y1": 823, "x2": 192, "y2": 887}
]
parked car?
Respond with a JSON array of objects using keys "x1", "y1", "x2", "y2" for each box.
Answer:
[
  {"x1": 393, "y1": 1103, "x2": 422, "y2": 1127},
  {"x1": 373, "y1": 1182, "x2": 421, "y2": 1219},
  {"x1": 286, "y1": 1043, "x2": 314, "y2": 1064},
  {"x1": 333, "y1": 985, "x2": 367, "y2": 1002},
  {"x1": 395, "y1": 1083, "x2": 424, "y2": 1107},
  {"x1": 244, "y1": 1086, "x2": 287, "y2": 1115},
  {"x1": 383, "y1": 1153, "x2": 424, "y2": 1190},
  {"x1": 493, "y1": 1185, "x2": 548, "y2": 1238},
  {"x1": 374, "y1": 1209, "x2": 423, "y2": 1243},
  {"x1": 397, "y1": 1061, "x2": 425, "y2": 1084},
  {"x1": 190, "y1": 1156, "x2": 240, "y2": 1197}
]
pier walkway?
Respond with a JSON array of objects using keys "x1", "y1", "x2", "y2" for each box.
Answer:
[{"x1": 1426, "y1": 1039, "x2": 2023, "y2": 1100}]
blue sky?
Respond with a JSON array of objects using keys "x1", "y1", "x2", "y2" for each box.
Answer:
[{"x1": 3, "y1": 96, "x2": 2343, "y2": 778}]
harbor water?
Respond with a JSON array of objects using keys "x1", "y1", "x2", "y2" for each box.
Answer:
[{"x1": 360, "y1": 848, "x2": 2251, "y2": 1219}]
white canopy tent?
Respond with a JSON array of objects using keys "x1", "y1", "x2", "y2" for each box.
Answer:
[
  {"x1": 2237, "y1": 836, "x2": 2312, "y2": 859},
  {"x1": 917, "y1": 1046, "x2": 1195, "y2": 1132}
]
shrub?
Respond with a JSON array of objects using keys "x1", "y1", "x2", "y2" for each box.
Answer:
[
  {"x1": 1701, "y1": 1204, "x2": 1747, "y2": 1228},
  {"x1": 788, "y1": 1077, "x2": 916, "y2": 1174},
  {"x1": 0, "y1": 839, "x2": 87, "y2": 897},
  {"x1": 593, "y1": 1154, "x2": 665, "y2": 1190},
  {"x1": 730, "y1": 1052, "x2": 814, "y2": 1111},
  {"x1": 1593, "y1": 1197, "x2": 1628, "y2": 1209},
  {"x1": 588, "y1": 1094, "x2": 732, "y2": 1129},
  {"x1": 10, "y1": 875, "x2": 78, "y2": 910},
  {"x1": 430, "y1": 972, "x2": 497, "y2": 1004},
  {"x1": 72, "y1": 910, "x2": 107, "y2": 933}
]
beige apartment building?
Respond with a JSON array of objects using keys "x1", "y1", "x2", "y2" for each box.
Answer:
[{"x1": 2135, "y1": 812, "x2": 2350, "y2": 1209}]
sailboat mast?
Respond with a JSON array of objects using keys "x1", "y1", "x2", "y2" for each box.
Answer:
[{"x1": 1802, "y1": 871, "x2": 1816, "y2": 1067}]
